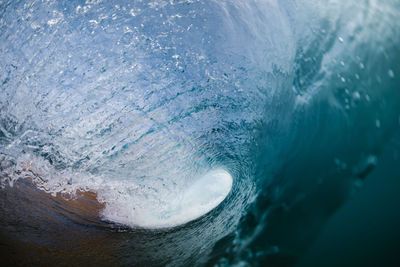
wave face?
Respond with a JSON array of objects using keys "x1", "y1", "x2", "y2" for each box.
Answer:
[{"x1": 1, "y1": 0, "x2": 400, "y2": 265}]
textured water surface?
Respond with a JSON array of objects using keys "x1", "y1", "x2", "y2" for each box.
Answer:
[{"x1": 0, "y1": 0, "x2": 400, "y2": 266}]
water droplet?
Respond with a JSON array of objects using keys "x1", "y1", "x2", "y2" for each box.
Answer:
[
  {"x1": 352, "y1": 91, "x2": 360, "y2": 100},
  {"x1": 359, "y1": 63, "x2": 365, "y2": 69},
  {"x1": 338, "y1": 36, "x2": 344, "y2": 43},
  {"x1": 375, "y1": 119, "x2": 381, "y2": 128},
  {"x1": 341, "y1": 162, "x2": 347, "y2": 170},
  {"x1": 388, "y1": 69, "x2": 395, "y2": 78},
  {"x1": 334, "y1": 158, "x2": 347, "y2": 170}
]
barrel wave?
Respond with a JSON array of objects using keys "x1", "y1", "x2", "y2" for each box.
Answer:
[{"x1": 1, "y1": 0, "x2": 399, "y2": 266}]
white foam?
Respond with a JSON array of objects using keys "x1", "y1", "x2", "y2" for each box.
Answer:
[
  {"x1": 4, "y1": 153, "x2": 233, "y2": 229},
  {"x1": 100, "y1": 169, "x2": 233, "y2": 229}
]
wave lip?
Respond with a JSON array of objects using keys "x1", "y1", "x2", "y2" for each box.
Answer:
[{"x1": 101, "y1": 169, "x2": 233, "y2": 229}]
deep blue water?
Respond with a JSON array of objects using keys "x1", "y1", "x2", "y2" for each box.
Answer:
[{"x1": 0, "y1": 0, "x2": 400, "y2": 266}]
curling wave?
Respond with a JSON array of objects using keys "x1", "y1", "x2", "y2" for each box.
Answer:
[{"x1": 1, "y1": 0, "x2": 400, "y2": 265}]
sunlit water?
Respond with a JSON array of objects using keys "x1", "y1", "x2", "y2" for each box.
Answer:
[{"x1": 1, "y1": 0, "x2": 400, "y2": 266}]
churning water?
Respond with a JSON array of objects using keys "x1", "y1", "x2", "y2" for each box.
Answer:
[{"x1": 0, "y1": 0, "x2": 399, "y2": 266}]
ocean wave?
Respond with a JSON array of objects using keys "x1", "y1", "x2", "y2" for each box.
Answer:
[{"x1": 1, "y1": 0, "x2": 399, "y2": 265}]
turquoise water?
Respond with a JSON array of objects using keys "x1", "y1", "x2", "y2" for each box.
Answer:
[{"x1": 1, "y1": 0, "x2": 400, "y2": 266}]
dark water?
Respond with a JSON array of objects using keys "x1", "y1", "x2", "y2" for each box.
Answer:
[
  {"x1": 1, "y1": 0, "x2": 400, "y2": 266},
  {"x1": 298, "y1": 130, "x2": 400, "y2": 267}
]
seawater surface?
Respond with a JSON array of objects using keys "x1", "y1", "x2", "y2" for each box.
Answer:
[{"x1": 1, "y1": 0, "x2": 400, "y2": 266}]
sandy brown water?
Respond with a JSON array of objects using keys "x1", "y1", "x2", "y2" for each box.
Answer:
[
  {"x1": 0, "y1": 178, "x2": 123, "y2": 266},
  {"x1": 0, "y1": 175, "x2": 226, "y2": 267}
]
